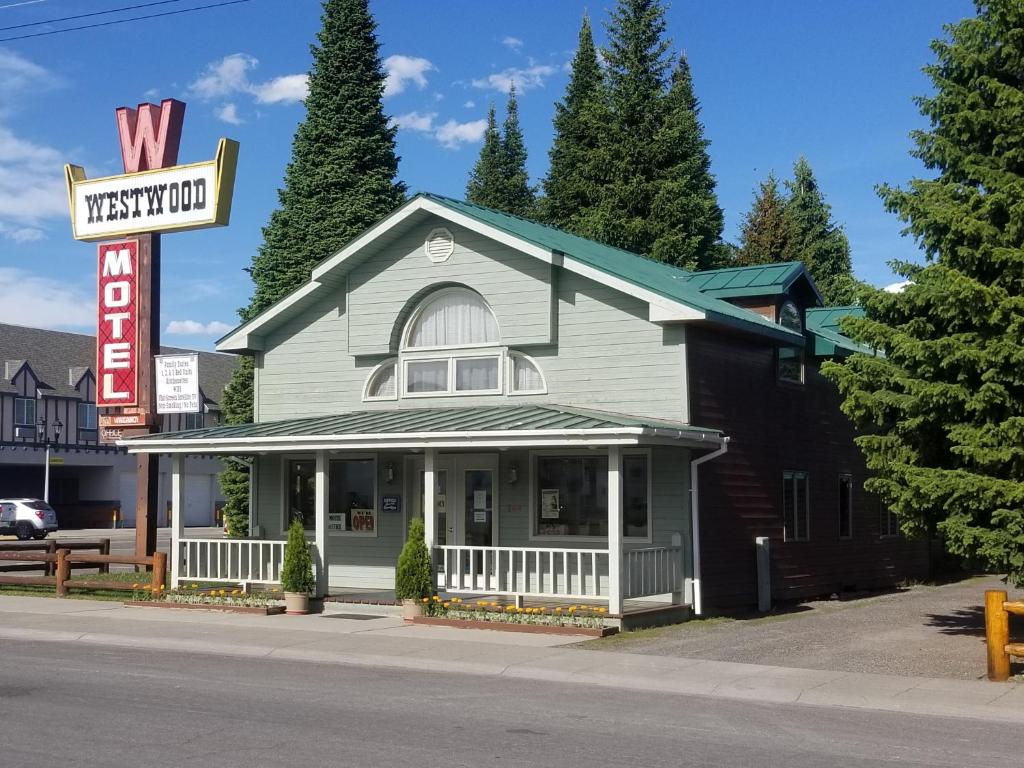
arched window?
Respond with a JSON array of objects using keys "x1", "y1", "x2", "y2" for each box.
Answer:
[
  {"x1": 363, "y1": 359, "x2": 397, "y2": 401},
  {"x1": 404, "y1": 288, "x2": 500, "y2": 349},
  {"x1": 509, "y1": 352, "x2": 546, "y2": 394},
  {"x1": 777, "y1": 300, "x2": 804, "y2": 384}
]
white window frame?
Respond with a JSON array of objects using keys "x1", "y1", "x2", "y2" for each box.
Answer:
[
  {"x1": 507, "y1": 351, "x2": 547, "y2": 395},
  {"x1": 528, "y1": 448, "x2": 653, "y2": 544},
  {"x1": 14, "y1": 397, "x2": 35, "y2": 427},
  {"x1": 400, "y1": 287, "x2": 501, "y2": 352},
  {"x1": 838, "y1": 474, "x2": 853, "y2": 540},
  {"x1": 777, "y1": 299, "x2": 805, "y2": 385},
  {"x1": 280, "y1": 454, "x2": 317, "y2": 535},
  {"x1": 182, "y1": 412, "x2": 204, "y2": 431},
  {"x1": 783, "y1": 470, "x2": 810, "y2": 542},
  {"x1": 363, "y1": 359, "x2": 398, "y2": 402},
  {"x1": 326, "y1": 453, "x2": 379, "y2": 539},
  {"x1": 77, "y1": 401, "x2": 97, "y2": 431},
  {"x1": 401, "y1": 350, "x2": 505, "y2": 398}
]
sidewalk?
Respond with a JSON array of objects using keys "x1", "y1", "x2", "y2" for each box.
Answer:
[{"x1": 1, "y1": 594, "x2": 1021, "y2": 723}]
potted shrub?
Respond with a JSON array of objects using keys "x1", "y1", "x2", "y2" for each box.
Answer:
[
  {"x1": 281, "y1": 518, "x2": 315, "y2": 615},
  {"x1": 395, "y1": 517, "x2": 433, "y2": 620}
]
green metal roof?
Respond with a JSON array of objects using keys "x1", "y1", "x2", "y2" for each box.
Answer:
[
  {"x1": 418, "y1": 194, "x2": 804, "y2": 345},
  {"x1": 805, "y1": 306, "x2": 873, "y2": 356},
  {"x1": 122, "y1": 404, "x2": 722, "y2": 448},
  {"x1": 676, "y1": 262, "x2": 807, "y2": 298}
]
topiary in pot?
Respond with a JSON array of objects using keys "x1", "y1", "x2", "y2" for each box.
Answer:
[
  {"x1": 281, "y1": 518, "x2": 316, "y2": 615},
  {"x1": 395, "y1": 517, "x2": 433, "y2": 619}
]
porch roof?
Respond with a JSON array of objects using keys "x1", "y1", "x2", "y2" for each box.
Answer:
[{"x1": 119, "y1": 404, "x2": 723, "y2": 454}]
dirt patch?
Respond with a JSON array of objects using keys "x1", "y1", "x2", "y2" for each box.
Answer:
[{"x1": 579, "y1": 574, "x2": 1024, "y2": 680}]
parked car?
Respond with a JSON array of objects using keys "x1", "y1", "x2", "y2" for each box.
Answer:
[{"x1": 0, "y1": 498, "x2": 59, "y2": 540}]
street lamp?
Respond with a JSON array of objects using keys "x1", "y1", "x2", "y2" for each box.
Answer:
[{"x1": 36, "y1": 417, "x2": 63, "y2": 504}]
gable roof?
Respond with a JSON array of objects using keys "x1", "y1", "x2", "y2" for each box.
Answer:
[
  {"x1": 804, "y1": 306, "x2": 873, "y2": 356},
  {"x1": 678, "y1": 261, "x2": 823, "y2": 304},
  {"x1": 0, "y1": 323, "x2": 238, "y2": 405},
  {"x1": 218, "y1": 193, "x2": 806, "y2": 352}
]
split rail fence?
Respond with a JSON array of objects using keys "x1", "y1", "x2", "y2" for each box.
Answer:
[
  {"x1": 0, "y1": 546, "x2": 164, "y2": 598},
  {"x1": 984, "y1": 589, "x2": 1024, "y2": 681},
  {"x1": 0, "y1": 539, "x2": 111, "y2": 576}
]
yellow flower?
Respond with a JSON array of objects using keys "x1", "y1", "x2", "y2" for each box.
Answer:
[
  {"x1": 190, "y1": 583, "x2": 198, "y2": 589},
  {"x1": 477, "y1": 600, "x2": 486, "y2": 606},
  {"x1": 143, "y1": 585, "x2": 151, "y2": 591},
  {"x1": 432, "y1": 595, "x2": 441, "y2": 602},
  {"x1": 232, "y1": 589, "x2": 240, "y2": 596},
  {"x1": 160, "y1": 584, "x2": 166, "y2": 590},
  {"x1": 554, "y1": 607, "x2": 562, "y2": 613},
  {"x1": 442, "y1": 602, "x2": 450, "y2": 608},
  {"x1": 489, "y1": 601, "x2": 498, "y2": 608},
  {"x1": 505, "y1": 605, "x2": 515, "y2": 612},
  {"x1": 421, "y1": 597, "x2": 429, "y2": 604},
  {"x1": 598, "y1": 607, "x2": 607, "y2": 614},
  {"x1": 132, "y1": 583, "x2": 139, "y2": 589}
]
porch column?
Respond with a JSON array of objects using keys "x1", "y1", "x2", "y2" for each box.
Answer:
[
  {"x1": 607, "y1": 445, "x2": 623, "y2": 615},
  {"x1": 170, "y1": 454, "x2": 184, "y2": 588},
  {"x1": 314, "y1": 450, "x2": 328, "y2": 598},
  {"x1": 423, "y1": 448, "x2": 436, "y2": 550}
]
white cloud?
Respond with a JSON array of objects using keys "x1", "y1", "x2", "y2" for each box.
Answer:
[
  {"x1": 215, "y1": 103, "x2": 243, "y2": 125},
  {"x1": 884, "y1": 280, "x2": 911, "y2": 294},
  {"x1": 463, "y1": 100, "x2": 475, "y2": 109},
  {"x1": 383, "y1": 54, "x2": 434, "y2": 98},
  {"x1": 391, "y1": 111, "x2": 436, "y2": 132},
  {"x1": 435, "y1": 118, "x2": 488, "y2": 149},
  {"x1": 0, "y1": 126, "x2": 67, "y2": 226},
  {"x1": 502, "y1": 36, "x2": 524, "y2": 52},
  {"x1": 0, "y1": 268, "x2": 94, "y2": 329},
  {"x1": 0, "y1": 49, "x2": 57, "y2": 98},
  {"x1": 190, "y1": 53, "x2": 307, "y2": 108},
  {"x1": 471, "y1": 64, "x2": 556, "y2": 93},
  {"x1": 252, "y1": 74, "x2": 308, "y2": 104},
  {"x1": 165, "y1": 320, "x2": 234, "y2": 336},
  {"x1": 0, "y1": 224, "x2": 44, "y2": 242}
]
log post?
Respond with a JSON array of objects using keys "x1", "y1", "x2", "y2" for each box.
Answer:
[
  {"x1": 45, "y1": 540, "x2": 57, "y2": 577},
  {"x1": 55, "y1": 548, "x2": 70, "y2": 597},
  {"x1": 151, "y1": 551, "x2": 167, "y2": 598},
  {"x1": 99, "y1": 539, "x2": 110, "y2": 575},
  {"x1": 986, "y1": 589, "x2": 1011, "y2": 682}
]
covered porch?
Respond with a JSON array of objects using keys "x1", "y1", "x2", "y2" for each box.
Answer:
[{"x1": 121, "y1": 405, "x2": 724, "y2": 618}]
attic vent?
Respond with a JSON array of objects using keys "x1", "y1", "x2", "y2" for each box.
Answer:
[{"x1": 424, "y1": 227, "x2": 454, "y2": 263}]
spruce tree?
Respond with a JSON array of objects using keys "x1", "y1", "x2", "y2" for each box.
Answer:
[
  {"x1": 822, "y1": 0, "x2": 1024, "y2": 583},
  {"x1": 498, "y1": 86, "x2": 536, "y2": 217},
  {"x1": 737, "y1": 174, "x2": 792, "y2": 266},
  {"x1": 541, "y1": 13, "x2": 604, "y2": 230},
  {"x1": 783, "y1": 157, "x2": 855, "y2": 304},
  {"x1": 220, "y1": 0, "x2": 406, "y2": 536},
  {"x1": 465, "y1": 103, "x2": 504, "y2": 208}
]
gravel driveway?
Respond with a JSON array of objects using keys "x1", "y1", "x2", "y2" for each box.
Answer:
[{"x1": 582, "y1": 574, "x2": 1023, "y2": 680}]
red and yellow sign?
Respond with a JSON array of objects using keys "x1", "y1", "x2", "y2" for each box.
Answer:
[{"x1": 96, "y1": 239, "x2": 139, "y2": 407}]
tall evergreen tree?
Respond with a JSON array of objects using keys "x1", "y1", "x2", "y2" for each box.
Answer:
[
  {"x1": 465, "y1": 103, "x2": 504, "y2": 208},
  {"x1": 220, "y1": 0, "x2": 406, "y2": 536},
  {"x1": 737, "y1": 174, "x2": 792, "y2": 266},
  {"x1": 823, "y1": 1, "x2": 1024, "y2": 583},
  {"x1": 498, "y1": 86, "x2": 536, "y2": 217},
  {"x1": 783, "y1": 157, "x2": 855, "y2": 304},
  {"x1": 541, "y1": 13, "x2": 604, "y2": 230}
]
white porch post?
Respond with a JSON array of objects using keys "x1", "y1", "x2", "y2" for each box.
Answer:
[
  {"x1": 423, "y1": 448, "x2": 436, "y2": 549},
  {"x1": 314, "y1": 450, "x2": 328, "y2": 598},
  {"x1": 607, "y1": 445, "x2": 623, "y2": 615},
  {"x1": 170, "y1": 454, "x2": 184, "y2": 588}
]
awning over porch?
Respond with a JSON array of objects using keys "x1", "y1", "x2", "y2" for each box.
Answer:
[{"x1": 119, "y1": 404, "x2": 723, "y2": 453}]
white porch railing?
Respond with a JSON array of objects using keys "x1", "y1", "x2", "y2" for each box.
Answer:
[
  {"x1": 178, "y1": 538, "x2": 288, "y2": 586},
  {"x1": 623, "y1": 545, "x2": 683, "y2": 599},
  {"x1": 437, "y1": 545, "x2": 608, "y2": 600}
]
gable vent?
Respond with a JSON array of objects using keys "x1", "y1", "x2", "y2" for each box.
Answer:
[{"x1": 424, "y1": 227, "x2": 454, "y2": 263}]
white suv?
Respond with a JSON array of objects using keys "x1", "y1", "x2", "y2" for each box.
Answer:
[{"x1": 0, "y1": 499, "x2": 59, "y2": 540}]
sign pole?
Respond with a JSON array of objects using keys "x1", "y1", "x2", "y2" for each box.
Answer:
[{"x1": 134, "y1": 232, "x2": 160, "y2": 559}]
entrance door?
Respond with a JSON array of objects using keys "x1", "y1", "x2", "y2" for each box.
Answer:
[{"x1": 411, "y1": 454, "x2": 498, "y2": 547}]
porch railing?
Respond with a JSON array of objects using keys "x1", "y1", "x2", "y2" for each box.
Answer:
[
  {"x1": 622, "y1": 545, "x2": 683, "y2": 599},
  {"x1": 436, "y1": 545, "x2": 608, "y2": 600},
  {"x1": 177, "y1": 538, "x2": 288, "y2": 586}
]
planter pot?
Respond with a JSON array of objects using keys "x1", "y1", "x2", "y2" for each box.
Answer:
[
  {"x1": 402, "y1": 598, "x2": 424, "y2": 622},
  {"x1": 284, "y1": 591, "x2": 310, "y2": 615}
]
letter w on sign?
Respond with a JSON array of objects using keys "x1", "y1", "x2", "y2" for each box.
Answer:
[{"x1": 115, "y1": 99, "x2": 186, "y2": 173}]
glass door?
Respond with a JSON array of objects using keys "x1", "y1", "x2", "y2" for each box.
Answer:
[
  {"x1": 455, "y1": 455, "x2": 498, "y2": 547},
  {"x1": 414, "y1": 457, "x2": 452, "y2": 545}
]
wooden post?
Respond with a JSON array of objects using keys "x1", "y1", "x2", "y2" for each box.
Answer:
[
  {"x1": 607, "y1": 445, "x2": 623, "y2": 616},
  {"x1": 986, "y1": 589, "x2": 1011, "y2": 682},
  {"x1": 55, "y1": 548, "x2": 70, "y2": 597},
  {"x1": 45, "y1": 539, "x2": 57, "y2": 577},
  {"x1": 99, "y1": 538, "x2": 110, "y2": 574},
  {"x1": 133, "y1": 232, "x2": 161, "y2": 562},
  {"x1": 313, "y1": 450, "x2": 327, "y2": 598},
  {"x1": 151, "y1": 551, "x2": 167, "y2": 597}
]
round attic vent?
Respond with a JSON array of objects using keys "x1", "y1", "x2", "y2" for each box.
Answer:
[{"x1": 424, "y1": 227, "x2": 454, "y2": 263}]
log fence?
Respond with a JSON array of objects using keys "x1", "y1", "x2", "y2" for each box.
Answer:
[
  {"x1": 0, "y1": 539, "x2": 111, "y2": 576},
  {"x1": 0, "y1": 549, "x2": 165, "y2": 598},
  {"x1": 985, "y1": 589, "x2": 1024, "y2": 681}
]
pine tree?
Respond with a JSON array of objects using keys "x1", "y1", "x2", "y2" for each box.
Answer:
[
  {"x1": 465, "y1": 103, "x2": 504, "y2": 208},
  {"x1": 737, "y1": 174, "x2": 792, "y2": 266},
  {"x1": 498, "y1": 86, "x2": 536, "y2": 217},
  {"x1": 541, "y1": 13, "x2": 604, "y2": 230},
  {"x1": 822, "y1": 0, "x2": 1024, "y2": 584},
  {"x1": 220, "y1": 0, "x2": 406, "y2": 536},
  {"x1": 783, "y1": 157, "x2": 855, "y2": 304}
]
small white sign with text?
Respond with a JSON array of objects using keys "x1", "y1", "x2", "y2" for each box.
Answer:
[{"x1": 155, "y1": 353, "x2": 200, "y2": 414}]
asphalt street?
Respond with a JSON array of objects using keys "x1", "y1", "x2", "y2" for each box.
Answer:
[{"x1": 0, "y1": 642, "x2": 1018, "y2": 768}]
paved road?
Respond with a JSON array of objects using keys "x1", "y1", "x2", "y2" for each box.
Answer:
[{"x1": 1, "y1": 642, "x2": 1019, "y2": 768}]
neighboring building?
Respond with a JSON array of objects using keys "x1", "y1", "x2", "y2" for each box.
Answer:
[
  {"x1": 127, "y1": 194, "x2": 928, "y2": 614},
  {"x1": 0, "y1": 323, "x2": 236, "y2": 528}
]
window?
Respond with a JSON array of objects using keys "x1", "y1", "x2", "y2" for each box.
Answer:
[
  {"x1": 404, "y1": 289, "x2": 499, "y2": 349},
  {"x1": 14, "y1": 397, "x2": 35, "y2": 426},
  {"x1": 838, "y1": 474, "x2": 853, "y2": 539},
  {"x1": 533, "y1": 453, "x2": 649, "y2": 539},
  {"x1": 777, "y1": 300, "x2": 804, "y2": 384},
  {"x1": 287, "y1": 459, "x2": 315, "y2": 531},
  {"x1": 783, "y1": 471, "x2": 810, "y2": 541},
  {"x1": 77, "y1": 402, "x2": 97, "y2": 431},
  {"x1": 183, "y1": 412, "x2": 204, "y2": 431},
  {"x1": 880, "y1": 503, "x2": 900, "y2": 538},
  {"x1": 364, "y1": 361, "x2": 397, "y2": 400},
  {"x1": 509, "y1": 353, "x2": 546, "y2": 394},
  {"x1": 328, "y1": 458, "x2": 377, "y2": 536}
]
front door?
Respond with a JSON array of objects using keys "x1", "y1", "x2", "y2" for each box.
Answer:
[{"x1": 411, "y1": 454, "x2": 498, "y2": 547}]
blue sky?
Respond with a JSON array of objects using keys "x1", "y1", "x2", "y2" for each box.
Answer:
[{"x1": 0, "y1": 0, "x2": 974, "y2": 349}]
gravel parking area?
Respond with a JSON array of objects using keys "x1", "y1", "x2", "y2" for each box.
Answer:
[{"x1": 582, "y1": 574, "x2": 1023, "y2": 680}]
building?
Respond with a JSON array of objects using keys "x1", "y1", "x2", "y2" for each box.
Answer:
[
  {"x1": 125, "y1": 194, "x2": 928, "y2": 614},
  {"x1": 0, "y1": 323, "x2": 236, "y2": 528}
]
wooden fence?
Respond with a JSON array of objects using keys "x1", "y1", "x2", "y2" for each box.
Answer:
[
  {"x1": 985, "y1": 589, "x2": 1024, "y2": 681},
  {"x1": 0, "y1": 549, "x2": 165, "y2": 598},
  {"x1": 0, "y1": 539, "x2": 111, "y2": 576}
]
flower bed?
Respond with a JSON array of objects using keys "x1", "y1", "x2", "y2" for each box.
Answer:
[
  {"x1": 124, "y1": 583, "x2": 286, "y2": 614},
  {"x1": 411, "y1": 596, "x2": 616, "y2": 636}
]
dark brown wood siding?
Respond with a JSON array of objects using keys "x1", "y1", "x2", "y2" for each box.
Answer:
[{"x1": 687, "y1": 325, "x2": 930, "y2": 610}]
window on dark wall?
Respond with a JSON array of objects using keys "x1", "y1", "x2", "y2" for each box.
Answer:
[
  {"x1": 880, "y1": 502, "x2": 900, "y2": 538},
  {"x1": 838, "y1": 475, "x2": 853, "y2": 539},
  {"x1": 77, "y1": 402, "x2": 97, "y2": 431},
  {"x1": 14, "y1": 397, "x2": 35, "y2": 426},
  {"x1": 776, "y1": 300, "x2": 805, "y2": 384},
  {"x1": 328, "y1": 458, "x2": 376, "y2": 534},
  {"x1": 287, "y1": 460, "x2": 316, "y2": 531},
  {"x1": 783, "y1": 471, "x2": 810, "y2": 541},
  {"x1": 183, "y1": 412, "x2": 204, "y2": 431}
]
